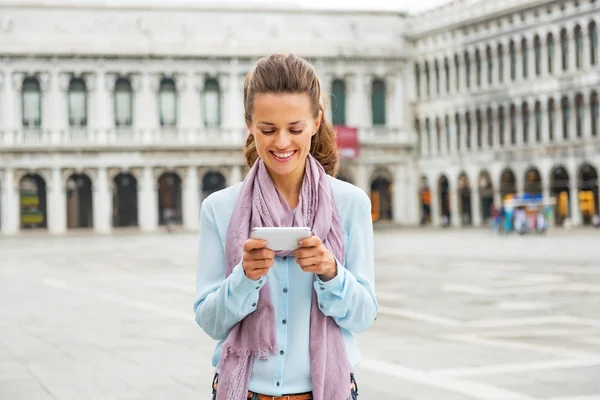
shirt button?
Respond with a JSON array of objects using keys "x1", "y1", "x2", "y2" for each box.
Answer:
[
  {"x1": 276, "y1": 382, "x2": 280, "y2": 387},
  {"x1": 252, "y1": 303, "x2": 257, "y2": 307},
  {"x1": 282, "y1": 256, "x2": 287, "y2": 261},
  {"x1": 280, "y1": 350, "x2": 285, "y2": 355},
  {"x1": 320, "y1": 287, "x2": 325, "y2": 290},
  {"x1": 255, "y1": 286, "x2": 260, "y2": 290},
  {"x1": 282, "y1": 319, "x2": 287, "y2": 324},
  {"x1": 258, "y1": 280, "x2": 263, "y2": 284},
  {"x1": 283, "y1": 288, "x2": 288, "y2": 293}
]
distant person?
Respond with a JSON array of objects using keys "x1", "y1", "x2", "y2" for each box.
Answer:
[
  {"x1": 193, "y1": 54, "x2": 376, "y2": 400},
  {"x1": 592, "y1": 214, "x2": 600, "y2": 228}
]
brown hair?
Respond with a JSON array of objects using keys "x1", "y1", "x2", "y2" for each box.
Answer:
[{"x1": 243, "y1": 53, "x2": 339, "y2": 176}]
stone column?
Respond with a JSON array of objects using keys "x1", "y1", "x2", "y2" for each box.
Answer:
[
  {"x1": 320, "y1": 73, "x2": 333, "y2": 123},
  {"x1": 471, "y1": 181, "x2": 482, "y2": 227},
  {"x1": 133, "y1": 73, "x2": 159, "y2": 142},
  {"x1": 1, "y1": 168, "x2": 19, "y2": 235},
  {"x1": 386, "y1": 73, "x2": 399, "y2": 128},
  {"x1": 94, "y1": 71, "x2": 114, "y2": 143},
  {"x1": 47, "y1": 168, "x2": 67, "y2": 234},
  {"x1": 450, "y1": 180, "x2": 460, "y2": 227},
  {"x1": 355, "y1": 163, "x2": 370, "y2": 195},
  {"x1": 83, "y1": 74, "x2": 97, "y2": 139},
  {"x1": 527, "y1": 36, "x2": 536, "y2": 79},
  {"x1": 430, "y1": 184, "x2": 440, "y2": 227},
  {"x1": 1, "y1": 69, "x2": 17, "y2": 138},
  {"x1": 540, "y1": 96, "x2": 550, "y2": 144},
  {"x1": 93, "y1": 167, "x2": 111, "y2": 234},
  {"x1": 183, "y1": 166, "x2": 200, "y2": 231},
  {"x1": 222, "y1": 62, "x2": 243, "y2": 130},
  {"x1": 405, "y1": 160, "x2": 420, "y2": 226},
  {"x1": 137, "y1": 167, "x2": 158, "y2": 232},
  {"x1": 348, "y1": 72, "x2": 367, "y2": 128},
  {"x1": 229, "y1": 165, "x2": 242, "y2": 186},
  {"x1": 392, "y1": 164, "x2": 406, "y2": 225},
  {"x1": 195, "y1": 77, "x2": 205, "y2": 138},
  {"x1": 503, "y1": 40, "x2": 512, "y2": 84},
  {"x1": 569, "y1": 177, "x2": 581, "y2": 226},
  {"x1": 583, "y1": 93, "x2": 592, "y2": 139}
]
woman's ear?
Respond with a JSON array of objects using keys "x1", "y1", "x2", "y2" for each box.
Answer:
[{"x1": 312, "y1": 109, "x2": 323, "y2": 136}]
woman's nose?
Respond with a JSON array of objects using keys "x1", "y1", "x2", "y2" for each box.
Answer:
[{"x1": 274, "y1": 131, "x2": 292, "y2": 148}]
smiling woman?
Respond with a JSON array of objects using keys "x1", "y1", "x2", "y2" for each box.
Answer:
[{"x1": 194, "y1": 54, "x2": 377, "y2": 400}]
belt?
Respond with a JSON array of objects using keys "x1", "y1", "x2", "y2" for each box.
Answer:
[{"x1": 251, "y1": 394, "x2": 312, "y2": 400}]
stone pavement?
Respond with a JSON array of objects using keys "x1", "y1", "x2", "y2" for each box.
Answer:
[{"x1": 1, "y1": 228, "x2": 600, "y2": 400}]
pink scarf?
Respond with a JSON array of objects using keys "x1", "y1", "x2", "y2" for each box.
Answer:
[{"x1": 216, "y1": 154, "x2": 351, "y2": 400}]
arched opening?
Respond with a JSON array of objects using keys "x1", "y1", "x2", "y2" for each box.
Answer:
[
  {"x1": 464, "y1": 51, "x2": 471, "y2": 89},
  {"x1": 500, "y1": 168, "x2": 517, "y2": 201},
  {"x1": 521, "y1": 37, "x2": 529, "y2": 78},
  {"x1": 534, "y1": 35, "x2": 542, "y2": 76},
  {"x1": 434, "y1": 60, "x2": 440, "y2": 94},
  {"x1": 158, "y1": 172, "x2": 182, "y2": 227},
  {"x1": 548, "y1": 98, "x2": 556, "y2": 141},
  {"x1": 592, "y1": 91, "x2": 599, "y2": 137},
  {"x1": 438, "y1": 175, "x2": 450, "y2": 226},
  {"x1": 479, "y1": 171, "x2": 494, "y2": 223},
  {"x1": 19, "y1": 174, "x2": 47, "y2": 230},
  {"x1": 66, "y1": 174, "x2": 93, "y2": 229},
  {"x1": 578, "y1": 163, "x2": 598, "y2": 225},
  {"x1": 522, "y1": 102, "x2": 530, "y2": 144},
  {"x1": 204, "y1": 78, "x2": 221, "y2": 128},
  {"x1": 560, "y1": 28, "x2": 569, "y2": 71},
  {"x1": 561, "y1": 96, "x2": 570, "y2": 140},
  {"x1": 524, "y1": 168, "x2": 542, "y2": 195},
  {"x1": 589, "y1": 21, "x2": 597, "y2": 66},
  {"x1": 458, "y1": 172, "x2": 472, "y2": 226},
  {"x1": 113, "y1": 173, "x2": 138, "y2": 227},
  {"x1": 371, "y1": 175, "x2": 393, "y2": 222},
  {"x1": 420, "y1": 176, "x2": 431, "y2": 225},
  {"x1": 444, "y1": 58, "x2": 450, "y2": 93},
  {"x1": 371, "y1": 79, "x2": 386, "y2": 126},
  {"x1": 114, "y1": 78, "x2": 133, "y2": 127},
  {"x1": 68, "y1": 78, "x2": 87, "y2": 128},
  {"x1": 574, "y1": 25, "x2": 583, "y2": 69},
  {"x1": 22, "y1": 77, "x2": 41, "y2": 128},
  {"x1": 547, "y1": 33, "x2": 555, "y2": 74},
  {"x1": 550, "y1": 166, "x2": 570, "y2": 226},
  {"x1": 486, "y1": 46, "x2": 493, "y2": 85},
  {"x1": 424, "y1": 62, "x2": 430, "y2": 96},
  {"x1": 414, "y1": 63, "x2": 421, "y2": 98},
  {"x1": 497, "y1": 43, "x2": 504, "y2": 83},
  {"x1": 576, "y1": 93, "x2": 584, "y2": 138},
  {"x1": 202, "y1": 171, "x2": 226, "y2": 200}
]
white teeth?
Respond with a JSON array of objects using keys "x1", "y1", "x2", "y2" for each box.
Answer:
[{"x1": 274, "y1": 151, "x2": 294, "y2": 158}]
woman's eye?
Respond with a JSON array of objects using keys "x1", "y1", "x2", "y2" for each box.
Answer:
[
  {"x1": 290, "y1": 129, "x2": 303, "y2": 134},
  {"x1": 261, "y1": 130, "x2": 276, "y2": 135}
]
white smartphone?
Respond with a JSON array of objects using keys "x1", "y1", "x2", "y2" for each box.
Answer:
[{"x1": 250, "y1": 227, "x2": 312, "y2": 251}]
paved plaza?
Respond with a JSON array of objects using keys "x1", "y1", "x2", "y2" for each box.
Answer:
[{"x1": 1, "y1": 228, "x2": 600, "y2": 400}]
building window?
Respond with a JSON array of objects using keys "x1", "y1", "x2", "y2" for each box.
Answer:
[
  {"x1": 548, "y1": 98, "x2": 555, "y2": 141},
  {"x1": 464, "y1": 52, "x2": 471, "y2": 89},
  {"x1": 444, "y1": 115, "x2": 451, "y2": 152},
  {"x1": 68, "y1": 78, "x2": 87, "y2": 127},
  {"x1": 415, "y1": 119, "x2": 422, "y2": 155},
  {"x1": 561, "y1": 96, "x2": 570, "y2": 139},
  {"x1": 476, "y1": 109, "x2": 482, "y2": 148},
  {"x1": 591, "y1": 91, "x2": 598, "y2": 137},
  {"x1": 497, "y1": 44, "x2": 504, "y2": 83},
  {"x1": 435, "y1": 118, "x2": 441, "y2": 153},
  {"x1": 561, "y1": 28, "x2": 569, "y2": 71},
  {"x1": 547, "y1": 33, "x2": 555, "y2": 74},
  {"x1": 114, "y1": 78, "x2": 133, "y2": 127},
  {"x1": 465, "y1": 111, "x2": 472, "y2": 149},
  {"x1": 425, "y1": 62, "x2": 430, "y2": 96},
  {"x1": 414, "y1": 64, "x2": 421, "y2": 98},
  {"x1": 486, "y1": 46, "x2": 493, "y2": 85},
  {"x1": 22, "y1": 77, "x2": 41, "y2": 128},
  {"x1": 486, "y1": 108, "x2": 493, "y2": 147},
  {"x1": 159, "y1": 78, "x2": 177, "y2": 127},
  {"x1": 522, "y1": 102, "x2": 529, "y2": 144},
  {"x1": 434, "y1": 60, "x2": 440, "y2": 94},
  {"x1": 521, "y1": 37, "x2": 528, "y2": 78},
  {"x1": 425, "y1": 118, "x2": 431, "y2": 154},
  {"x1": 455, "y1": 113, "x2": 461, "y2": 150},
  {"x1": 498, "y1": 106, "x2": 505, "y2": 146},
  {"x1": 589, "y1": 21, "x2": 597, "y2": 66},
  {"x1": 510, "y1": 104, "x2": 517, "y2": 145},
  {"x1": 475, "y1": 50, "x2": 482, "y2": 87},
  {"x1": 576, "y1": 93, "x2": 584, "y2": 137},
  {"x1": 371, "y1": 79, "x2": 386, "y2": 126},
  {"x1": 331, "y1": 79, "x2": 346, "y2": 125},
  {"x1": 534, "y1": 35, "x2": 542, "y2": 76},
  {"x1": 454, "y1": 54, "x2": 460, "y2": 90},
  {"x1": 534, "y1": 101, "x2": 542, "y2": 142},
  {"x1": 575, "y1": 25, "x2": 583, "y2": 69},
  {"x1": 509, "y1": 40, "x2": 516, "y2": 81},
  {"x1": 203, "y1": 78, "x2": 221, "y2": 128},
  {"x1": 444, "y1": 58, "x2": 450, "y2": 93}
]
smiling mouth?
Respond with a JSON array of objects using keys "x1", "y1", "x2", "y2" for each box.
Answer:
[{"x1": 270, "y1": 150, "x2": 297, "y2": 161}]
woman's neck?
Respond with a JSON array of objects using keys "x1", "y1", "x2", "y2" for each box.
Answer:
[{"x1": 269, "y1": 165, "x2": 305, "y2": 210}]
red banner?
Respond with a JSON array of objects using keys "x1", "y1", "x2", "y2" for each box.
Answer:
[{"x1": 334, "y1": 125, "x2": 359, "y2": 159}]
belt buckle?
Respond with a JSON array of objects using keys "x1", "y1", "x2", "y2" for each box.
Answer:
[{"x1": 272, "y1": 397, "x2": 290, "y2": 400}]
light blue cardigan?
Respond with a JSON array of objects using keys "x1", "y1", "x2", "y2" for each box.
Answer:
[{"x1": 193, "y1": 175, "x2": 378, "y2": 396}]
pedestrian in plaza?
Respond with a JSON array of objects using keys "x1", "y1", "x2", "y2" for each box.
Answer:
[{"x1": 193, "y1": 53, "x2": 377, "y2": 400}]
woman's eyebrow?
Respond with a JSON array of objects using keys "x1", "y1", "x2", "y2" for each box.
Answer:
[{"x1": 257, "y1": 121, "x2": 306, "y2": 125}]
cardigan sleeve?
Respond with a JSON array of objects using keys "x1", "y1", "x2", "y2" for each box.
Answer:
[
  {"x1": 193, "y1": 199, "x2": 267, "y2": 341},
  {"x1": 313, "y1": 199, "x2": 378, "y2": 333}
]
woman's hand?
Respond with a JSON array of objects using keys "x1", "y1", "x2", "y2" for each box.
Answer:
[
  {"x1": 293, "y1": 236, "x2": 337, "y2": 282},
  {"x1": 242, "y1": 239, "x2": 275, "y2": 281}
]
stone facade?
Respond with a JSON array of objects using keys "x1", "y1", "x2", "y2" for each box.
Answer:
[
  {"x1": 410, "y1": 0, "x2": 600, "y2": 227},
  {"x1": 0, "y1": 0, "x2": 416, "y2": 235}
]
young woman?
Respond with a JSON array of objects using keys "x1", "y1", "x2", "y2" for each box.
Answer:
[{"x1": 194, "y1": 54, "x2": 378, "y2": 400}]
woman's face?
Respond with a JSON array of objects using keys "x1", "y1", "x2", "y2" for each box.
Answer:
[{"x1": 248, "y1": 92, "x2": 321, "y2": 181}]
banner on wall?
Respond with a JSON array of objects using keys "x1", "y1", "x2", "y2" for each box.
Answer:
[{"x1": 334, "y1": 125, "x2": 359, "y2": 159}]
